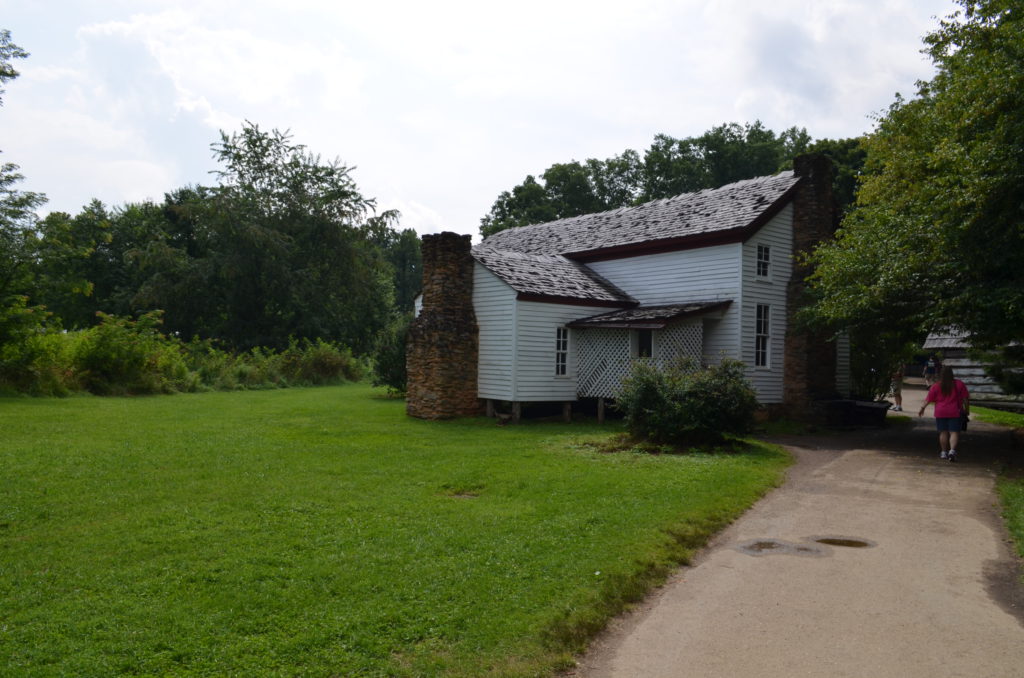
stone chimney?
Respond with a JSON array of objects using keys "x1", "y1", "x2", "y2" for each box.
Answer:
[
  {"x1": 406, "y1": 232, "x2": 481, "y2": 419},
  {"x1": 784, "y1": 154, "x2": 840, "y2": 415}
]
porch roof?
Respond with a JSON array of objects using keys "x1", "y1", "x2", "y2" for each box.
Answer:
[{"x1": 567, "y1": 300, "x2": 732, "y2": 329}]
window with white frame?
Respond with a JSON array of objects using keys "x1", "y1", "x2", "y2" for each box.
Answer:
[
  {"x1": 756, "y1": 244, "x2": 771, "y2": 278},
  {"x1": 755, "y1": 304, "x2": 770, "y2": 367},
  {"x1": 637, "y1": 329, "x2": 653, "y2": 358},
  {"x1": 555, "y1": 327, "x2": 569, "y2": 376}
]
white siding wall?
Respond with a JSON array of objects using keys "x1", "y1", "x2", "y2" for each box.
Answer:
[
  {"x1": 473, "y1": 264, "x2": 517, "y2": 400},
  {"x1": 739, "y1": 205, "x2": 794, "y2": 403},
  {"x1": 513, "y1": 300, "x2": 616, "y2": 401},
  {"x1": 587, "y1": 243, "x2": 743, "y2": 363}
]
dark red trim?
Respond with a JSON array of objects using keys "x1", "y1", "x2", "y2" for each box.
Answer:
[{"x1": 515, "y1": 293, "x2": 637, "y2": 308}]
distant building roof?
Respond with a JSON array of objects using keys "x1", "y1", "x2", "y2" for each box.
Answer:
[{"x1": 924, "y1": 328, "x2": 970, "y2": 350}]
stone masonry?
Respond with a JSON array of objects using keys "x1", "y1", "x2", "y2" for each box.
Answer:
[
  {"x1": 784, "y1": 154, "x2": 840, "y2": 416},
  {"x1": 406, "y1": 232, "x2": 481, "y2": 419}
]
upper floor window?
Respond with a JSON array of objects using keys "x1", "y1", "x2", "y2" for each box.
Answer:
[
  {"x1": 756, "y1": 244, "x2": 771, "y2": 278},
  {"x1": 755, "y1": 304, "x2": 770, "y2": 367},
  {"x1": 555, "y1": 327, "x2": 569, "y2": 376}
]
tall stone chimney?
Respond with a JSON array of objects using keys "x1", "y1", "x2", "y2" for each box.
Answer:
[
  {"x1": 406, "y1": 232, "x2": 480, "y2": 419},
  {"x1": 784, "y1": 154, "x2": 840, "y2": 415}
]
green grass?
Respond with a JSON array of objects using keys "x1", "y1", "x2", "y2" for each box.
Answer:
[
  {"x1": 0, "y1": 385, "x2": 790, "y2": 677},
  {"x1": 972, "y1": 406, "x2": 1024, "y2": 563},
  {"x1": 999, "y1": 478, "x2": 1024, "y2": 560},
  {"x1": 972, "y1": 405, "x2": 1024, "y2": 429}
]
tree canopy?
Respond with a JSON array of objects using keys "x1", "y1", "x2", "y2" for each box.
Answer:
[
  {"x1": 806, "y1": 0, "x2": 1024, "y2": 362},
  {"x1": 23, "y1": 123, "x2": 422, "y2": 354},
  {"x1": 479, "y1": 122, "x2": 842, "y2": 237}
]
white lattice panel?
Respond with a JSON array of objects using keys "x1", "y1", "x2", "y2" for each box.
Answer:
[
  {"x1": 656, "y1": 320, "x2": 703, "y2": 367},
  {"x1": 576, "y1": 320, "x2": 705, "y2": 398},
  {"x1": 577, "y1": 329, "x2": 632, "y2": 398}
]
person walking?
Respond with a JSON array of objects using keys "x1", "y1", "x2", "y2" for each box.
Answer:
[
  {"x1": 923, "y1": 355, "x2": 938, "y2": 386},
  {"x1": 888, "y1": 364, "x2": 905, "y2": 411},
  {"x1": 918, "y1": 365, "x2": 970, "y2": 462}
]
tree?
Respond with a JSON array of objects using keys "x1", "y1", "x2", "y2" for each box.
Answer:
[
  {"x1": 200, "y1": 122, "x2": 395, "y2": 352},
  {"x1": 805, "y1": 137, "x2": 867, "y2": 215},
  {"x1": 806, "y1": 0, "x2": 1024, "y2": 382},
  {"x1": 0, "y1": 30, "x2": 44, "y2": 301},
  {"x1": 363, "y1": 210, "x2": 422, "y2": 313},
  {"x1": 480, "y1": 175, "x2": 557, "y2": 237},
  {"x1": 0, "y1": 30, "x2": 54, "y2": 387},
  {"x1": 0, "y1": 29, "x2": 28, "y2": 104},
  {"x1": 479, "y1": 122, "x2": 815, "y2": 237}
]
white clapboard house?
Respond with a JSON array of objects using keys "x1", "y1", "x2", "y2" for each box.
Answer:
[{"x1": 407, "y1": 155, "x2": 849, "y2": 420}]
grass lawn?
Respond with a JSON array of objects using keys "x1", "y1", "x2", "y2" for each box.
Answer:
[
  {"x1": 973, "y1": 406, "x2": 1024, "y2": 562},
  {"x1": 0, "y1": 385, "x2": 790, "y2": 677}
]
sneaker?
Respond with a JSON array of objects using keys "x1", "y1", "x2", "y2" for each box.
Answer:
[
  {"x1": 893, "y1": 406, "x2": 902, "y2": 412},
  {"x1": 940, "y1": 450, "x2": 948, "y2": 459},
  {"x1": 948, "y1": 449, "x2": 957, "y2": 463}
]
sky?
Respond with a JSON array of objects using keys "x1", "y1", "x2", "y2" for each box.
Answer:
[{"x1": 2, "y1": 0, "x2": 959, "y2": 240}]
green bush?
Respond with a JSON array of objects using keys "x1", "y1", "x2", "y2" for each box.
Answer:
[
  {"x1": 3, "y1": 311, "x2": 366, "y2": 396},
  {"x1": 73, "y1": 311, "x2": 188, "y2": 395},
  {"x1": 281, "y1": 338, "x2": 364, "y2": 385},
  {"x1": 371, "y1": 313, "x2": 411, "y2": 394},
  {"x1": 617, "y1": 357, "x2": 758, "y2": 446}
]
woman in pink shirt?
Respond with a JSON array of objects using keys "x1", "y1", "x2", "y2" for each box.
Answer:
[{"x1": 918, "y1": 366, "x2": 970, "y2": 462}]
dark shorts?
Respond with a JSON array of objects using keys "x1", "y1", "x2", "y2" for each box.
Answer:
[{"x1": 936, "y1": 417, "x2": 962, "y2": 432}]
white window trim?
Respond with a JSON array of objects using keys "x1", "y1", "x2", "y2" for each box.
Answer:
[
  {"x1": 756, "y1": 244, "x2": 771, "y2": 280},
  {"x1": 630, "y1": 328, "x2": 656, "y2": 360},
  {"x1": 755, "y1": 304, "x2": 771, "y2": 368},
  {"x1": 555, "y1": 327, "x2": 569, "y2": 377}
]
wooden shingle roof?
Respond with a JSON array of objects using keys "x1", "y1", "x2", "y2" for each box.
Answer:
[
  {"x1": 479, "y1": 171, "x2": 800, "y2": 260},
  {"x1": 567, "y1": 301, "x2": 733, "y2": 328},
  {"x1": 472, "y1": 171, "x2": 801, "y2": 304},
  {"x1": 472, "y1": 247, "x2": 635, "y2": 307}
]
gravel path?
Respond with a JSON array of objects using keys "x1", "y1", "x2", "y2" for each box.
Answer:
[{"x1": 571, "y1": 383, "x2": 1024, "y2": 677}]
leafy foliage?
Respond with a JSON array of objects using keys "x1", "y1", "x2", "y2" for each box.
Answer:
[
  {"x1": 371, "y1": 312, "x2": 412, "y2": 394},
  {"x1": 617, "y1": 357, "x2": 758, "y2": 446},
  {"x1": 73, "y1": 311, "x2": 191, "y2": 395},
  {"x1": 806, "y1": 1, "x2": 1024, "y2": 384},
  {"x1": 479, "y1": 122, "x2": 835, "y2": 237},
  {"x1": 0, "y1": 311, "x2": 366, "y2": 396}
]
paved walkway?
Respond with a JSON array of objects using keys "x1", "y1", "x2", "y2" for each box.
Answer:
[{"x1": 572, "y1": 383, "x2": 1024, "y2": 677}]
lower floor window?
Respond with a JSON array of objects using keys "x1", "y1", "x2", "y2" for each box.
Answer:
[
  {"x1": 555, "y1": 327, "x2": 569, "y2": 375},
  {"x1": 755, "y1": 304, "x2": 770, "y2": 367}
]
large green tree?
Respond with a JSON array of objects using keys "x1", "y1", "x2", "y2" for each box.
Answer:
[
  {"x1": 0, "y1": 30, "x2": 49, "y2": 361},
  {"x1": 807, "y1": 0, "x2": 1024, "y2": 373},
  {"x1": 191, "y1": 123, "x2": 396, "y2": 352}
]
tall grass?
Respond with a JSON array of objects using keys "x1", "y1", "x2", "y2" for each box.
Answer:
[{"x1": 0, "y1": 312, "x2": 364, "y2": 396}]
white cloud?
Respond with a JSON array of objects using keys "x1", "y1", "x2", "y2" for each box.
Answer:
[{"x1": 1, "y1": 0, "x2": 959, "y2": 232}]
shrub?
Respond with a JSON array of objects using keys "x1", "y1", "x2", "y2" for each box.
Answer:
[
  {"x1": 371, "y1": 313, "x2": 411, "y2": 394},
  {"x1": 73, "y1": 311, "x2": 188, "y2": 395},
  {"x1": 617, "y1": 357, "x2": 758, "y2": 446},
  {"x1": 285, "y1": 338, "x2": 364, "y2": 385}
]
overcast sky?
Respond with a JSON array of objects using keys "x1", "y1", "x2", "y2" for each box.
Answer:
[{"x1": 2, "y1": 0, "x2": 957, "y2": 239}]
